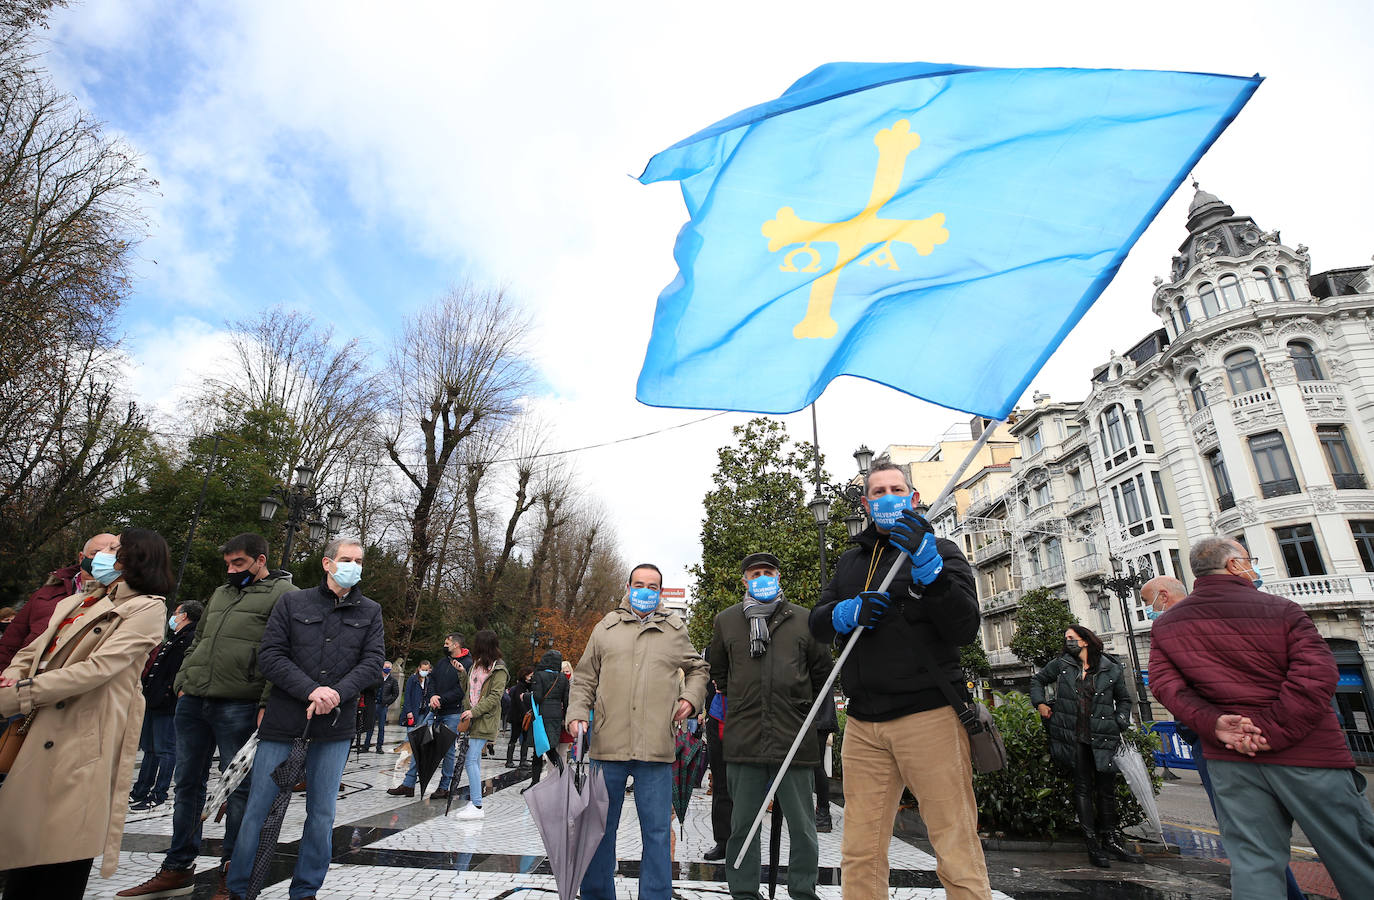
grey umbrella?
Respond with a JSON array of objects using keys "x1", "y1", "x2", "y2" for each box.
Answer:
[
  {"x1": 1113, "y1": 740, "x2": 1162, "y2": 837},
  {"x1": 244, "y1": 709, "x2": 338, "y2": 900},
  {"x1": 523, "y1": 737, "x2": 609, "y2": 900}
]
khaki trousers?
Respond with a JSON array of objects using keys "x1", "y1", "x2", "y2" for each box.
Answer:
[{"x1": 840, "y1": 707, "x2": 991, "y2": 900}]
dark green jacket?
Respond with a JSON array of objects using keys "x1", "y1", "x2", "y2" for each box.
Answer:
[
  {"x1": 174, "y1": 570, "x2": 295, "y2": 701},
  {"x1": 708, "y1": 598, "x2": 832, "y2": 767},
  {"x1": 1030, "y1": 652, "x2": 1132, "y2": 772}
]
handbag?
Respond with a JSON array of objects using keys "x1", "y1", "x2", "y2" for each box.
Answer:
[{"x1": 909, "y1": 628, "x2": 1007, "y2": 773}]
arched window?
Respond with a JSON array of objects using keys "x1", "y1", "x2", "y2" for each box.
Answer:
[
  {"x1": 1199, "y1": 282, "x2": 1220, "y2": 316},
  {"x1": 1177, "y1": 299, "x2": 1192, "y2": 325},
  {"x1": 1167, "y1": 308, "x2": 1178, "y2": 335},
  {"x1": 1218, "y1": 274, "x2": 1243, "y2": 309},
  {"x1": 1275, "y1": 266, "x2": 1296, "y2": 301},
  {"x1": 1101, "y1": 404, "x2": 1131, "y2": 454},
  {"x1": 1288, "y1": 340, "x2": 1323, "y2": 381},
  {"x1": 1254, "y1": 267, "x2": 1279, "y2": 302},
  {"x1": 1187, "y1": 371, "x2": 1207, "y2": 411},
  {"x1": 1225, "y1": 349, "x2": 1266, "y2": 394}
]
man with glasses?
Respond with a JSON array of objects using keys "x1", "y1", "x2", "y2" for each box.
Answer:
[{"x1": 1150, "y1": 536, "x2": 1374, "y2": 900}]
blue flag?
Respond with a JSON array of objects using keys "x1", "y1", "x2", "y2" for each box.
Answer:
[{"x1": 636, "y1": 63, "x2": 1260, "y2": 418}]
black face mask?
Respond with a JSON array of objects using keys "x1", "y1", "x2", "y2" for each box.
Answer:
[
  {"x1": 80, "y1": 556, "x2": 95, "y2": 575},
  {"x1": 1065, "y1": 640, "x2": 1082, "y2": 655},
  {"x1": 227, "y1": 568, "x2": 256, "y2": 590}
]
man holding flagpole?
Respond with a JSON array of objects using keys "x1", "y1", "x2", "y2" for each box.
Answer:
[{"x1": 809, "y1": 462, "x2": 988, "y2": 900}]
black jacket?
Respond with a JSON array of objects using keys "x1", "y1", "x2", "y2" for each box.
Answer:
[
  {"x1": 256, "y1": 580, "x2": 385, "y2": 742},
  {"x1": 710, "y1": 599, "x2": 832, "y2": 766},
  {"x1": 531, "y1": 650, "x2": 569, "y2": 731},
  {"x1": 378, "y1": 673, "x2": 400, "y2": 707},
  {"x1": 142, "y1": 624, "x2": 196, "y2": 713},
  {"x1": 1030, "y1": 652, "x2": 1132, "y2": 772},
  {"x1": 430, "y1": 654, "x2": 467, "y2": 717},
  {"x1": 809, "y1": 523, "x2": 979, "y2": 722}
]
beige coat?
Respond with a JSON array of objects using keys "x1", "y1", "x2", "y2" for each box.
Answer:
[
  {"x1": 567, "y1": 597, "x2": 709, "y2": 763},
  {"x1": 0, "y1": 582, "x2": 166, "y2": 875}
]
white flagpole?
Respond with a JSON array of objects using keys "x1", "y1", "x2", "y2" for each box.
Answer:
[{"x1": 729, "y1": 419, "x2": 1002, "y2": 870}]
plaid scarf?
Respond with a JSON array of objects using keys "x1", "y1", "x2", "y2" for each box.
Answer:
[{"x1": 742, "y1": 595, "x2": 782, "y2": 658}]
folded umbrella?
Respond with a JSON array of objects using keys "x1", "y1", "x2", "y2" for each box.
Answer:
[
  {"x1": 1113, "y1": 740, "x2": 1163, "y2": 837},
  {"x1": 444, "y1": 733, "x2": 469, "y2": 816},
  {"x1": 244, "y1": 709, "x2": 338, "y2": 900},
  {"x1": 767, "y1": 802, "x2": 783, "y2": 900},
  {"x1": 409, "y1": 717, "x2": 458, "y2": 796},
  {"x1": 671, "y1": 727, "x2": 708, "y2": 836},
  {"x1": 202, "y1": 731, "x2": 259, "y2": 822},
  {"x1": 524, "y1": 734, "x2": 608, "y2": 900}
]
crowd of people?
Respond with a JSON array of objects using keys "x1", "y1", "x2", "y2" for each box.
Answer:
[{"x1": 1, "y1": 462, "x2": 1372, "y2": 900}]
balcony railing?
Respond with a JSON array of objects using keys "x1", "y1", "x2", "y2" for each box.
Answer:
[
  {"x1": 1300, "y1": 381, "x2": 1342, "y2": 398},
  {"x1": 1072, "y1": 553, "x2": 1106, "y2": 578},
  {"x1": 972, "y1": 535, "x2": 1010, "y2": 563},
  {"x1": 1217, "y1": 491, "x2": 1235, "y2": 511},
  {"x1": 988, "y1": 647, "x2": 1021, "y2": 669},
  {"x1": 1259, "y1": 478, "x2": 1301, "y2": 499},
  {"x1": 1266, "y1": 573, "x2": 1374, "y2": 606},
  {"x1": 1335, "y1": 473, "x2": 1368, "y2": 490},
  {"x1": 1231, "y1": 386, "x2": 1275, "y2": 412}
]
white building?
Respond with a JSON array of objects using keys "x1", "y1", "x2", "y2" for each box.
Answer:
[{"x1": 944, "y1": 190, "x2": 1374, "y2": 752}]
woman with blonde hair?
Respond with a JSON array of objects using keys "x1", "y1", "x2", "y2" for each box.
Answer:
[{"x1": 0, "y1": 528, "x2": 170, "y2": 898}]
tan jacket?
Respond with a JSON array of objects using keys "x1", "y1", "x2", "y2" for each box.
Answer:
[
  {"x1": 567, "y1": 597, "x2": 709, "y2": 763},
  {"x1": 0, "y1": 582, "x2": 166, "y2": 875}
]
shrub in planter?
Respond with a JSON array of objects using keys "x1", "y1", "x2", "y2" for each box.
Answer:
[{"x1": 972, "y1": 691, "x2": 1161, "y2": 839}]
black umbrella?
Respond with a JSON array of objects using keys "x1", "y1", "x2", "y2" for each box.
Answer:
[
  {"x1": 244, "y1": 709, "x2": 338, "y2": 900},
  {"x1": 444, "y1": 733, "x2": 469, "y2": 815},
  {"x1": 409, "y1": 717, "x2": 458, "y2": 796},
  {"x1": 767, "y1": 803, "x2": 783, "y2": 900}
]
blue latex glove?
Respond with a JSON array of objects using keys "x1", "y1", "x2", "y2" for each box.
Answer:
[
  {"x1": 889, "y1": 510, "x2": 944, "y2": 586},
  {"x1": 831, "y1": 591, "x2": 890, "y2": 634}
]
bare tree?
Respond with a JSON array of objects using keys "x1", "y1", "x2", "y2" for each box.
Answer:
[{"x1": 383, "y1": 284, "x2": 533, "y2": 658}]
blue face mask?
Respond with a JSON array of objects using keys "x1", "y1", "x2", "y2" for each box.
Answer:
[
  {"x1": 628, "y1": 587, "x2": 660, "y2": 613},
  {"x1": 168, "y1": 615, "x2": 179, "y2": 631},
  {"x1": 332, "y1": 561, "x2": 362, "y2": 589},
  {"x1": 90, "y1": 550, "x2": 120, "y2": 586},
  {"x1": 866, "y1": 492, "x2": 913, "y2": 529},
  {"x1": 1145, "y1": 608, "x2": 1162, "y2": 621},
  {"x1": 747, "y1": 574, "x2": 780, "y2": 602}
]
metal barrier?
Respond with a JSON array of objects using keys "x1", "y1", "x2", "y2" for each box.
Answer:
[{"x1": 1149, "y1": 721, "x2": 1198, "y2": 771}]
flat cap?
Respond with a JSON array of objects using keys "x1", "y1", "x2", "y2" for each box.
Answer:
[{"x1": 741, "y1": 552, "x2": 781, "y2": 573}]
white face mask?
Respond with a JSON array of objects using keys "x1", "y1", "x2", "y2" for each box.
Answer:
[{"x1": 419, "y1": 669, "x2": 431, "y2": 677}]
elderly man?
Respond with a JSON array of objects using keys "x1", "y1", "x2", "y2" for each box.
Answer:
[
  {"x1": 710, "y1": 551, "x2": 831, "y2": 900},
  {"x1": 809, "y1": 462, "x2": 989, "y2": 900},
  {"x1": 1150, "y1": 536, "x2": 1374, "y2": 900},
  {"x1": 567, "y1": 563, "x2": 710, "y2": 900},
  {"x1": 0, "y1": 532, "x2": 116, "y2": 670},
  {"x1": 1142, "y1": 572, "x2": 1307, "y2": 900},
  {"x1": 225, "y1": 537, "x2": 384, "y2": 900}
]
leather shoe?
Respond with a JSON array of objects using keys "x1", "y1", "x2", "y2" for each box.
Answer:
[
  {"x1": 1103, "y1": 838, "x2": 1145, "y2": 864},
  {"x1": 386, "y1": 785, "x2": 415, "y2": 797},
  {"x1": 431, "y1": 788, "x2": 451, "y2": 800},
  {"x1": 703, "y1": 842, "x2": 726, "y2": 861},
  {"x1": 815, "y1": 814, "x2": 832, "y2": 833}
]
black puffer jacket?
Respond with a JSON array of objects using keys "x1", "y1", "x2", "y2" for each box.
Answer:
[
  {"x1": 809, "y1": 523, "x2": 979, "y2": 722},
  {"x1": 142, "y1": 624, "x2": 196, "y2": 713},
  {"x1": 257, "y1": 580, "x2": 385, "y2": 742},
  {"x1": 1030, "y1": 652, "x2": 1132, "y2": 772},
  {"x1": 531, "y1": 650, "x2": 569, "y2": 740}
]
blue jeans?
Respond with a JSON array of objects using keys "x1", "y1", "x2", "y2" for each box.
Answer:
[
  {"x1": 465, "y1": 738, "x2": 487, "y2": 805},
  {"x1": 131, "y1": 709, "x2": 176, "y2": 803},
  {"x1": 365, "y1": 704, "x2": 390, "y2": 750},
  {"x1": 400, "y1": 712, "x2": 463, "y2": 790},
  {"x1": 1189, "y1": 738, "x2": 1305, "y2": 900},
  {"x1": 165, "y1": 695, "x2": 259, "y2": 869},
  {"x1": 581, "y1": 760, "x2": 672, "y2": 900},
  {"x1": 226, "y1": 737, "x2": 352, "y2": 900}
]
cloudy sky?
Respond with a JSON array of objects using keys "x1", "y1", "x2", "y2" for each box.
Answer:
[{"x1": 42, "y1": 0, "x2": 1374, "y2": 591}]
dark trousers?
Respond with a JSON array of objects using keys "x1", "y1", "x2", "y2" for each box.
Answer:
[
  {"x1": 166, "y1": 695, "x2": 258, "y2": 869},
  {"x1": 131, "y1": 709, "x2": 177, "y2": 803},
  {"x1": 1073, "y1": 741, "x2": 1118, "y2": 836},
  {"x1": 366, "y1": 703, "x2": 389, "y2": 750},
  {"x1": 2, "y1": 858, "x2": 92, "y2": 900},
  {"x1": 707, "y1": 720, "x2": 733, "y2": 844},
  {"x1": 507, "y1": 727, "x2": 529, "y2": 765}
]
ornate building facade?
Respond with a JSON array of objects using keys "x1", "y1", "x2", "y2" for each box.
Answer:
[{"x1": 931, "y1": 190, "x2": 1374, "y2": 754}]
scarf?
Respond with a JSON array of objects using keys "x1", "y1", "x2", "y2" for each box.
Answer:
[{"x1": 742, "y1": 595, "x2": 782, "y2": 658}]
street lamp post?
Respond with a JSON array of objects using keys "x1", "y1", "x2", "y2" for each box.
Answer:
[
  {"x1": 1098, "y1": 556, "x2": 1154, "y2": 723},
  {"x1": 259, "y1": 464, "x2": 346, "y2": 571},
  {"x1": 806, "y1": 407, "x2": 874, "y2": 588},
  {"x1": 530, "y1": 617, "x2": 553, "y2": 658}
]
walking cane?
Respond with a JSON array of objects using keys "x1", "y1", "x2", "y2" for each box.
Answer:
[{"x1": 730, "y1": 420, "x2": 1002, "y2": 870}]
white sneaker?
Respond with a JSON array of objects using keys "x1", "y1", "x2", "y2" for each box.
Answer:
[{"x1": 453, "y1": 803, "x2": 485, "y2": 820}]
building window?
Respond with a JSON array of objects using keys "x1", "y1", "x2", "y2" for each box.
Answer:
[
  {"x1": 1288, "y1": 341, "x2": 1323, "y2": 382},
  {"x1": 1069, "y1": 468, "x2": 1084, "y2": 494},
  {"x1": 1120, "y1": 478, "x2": 1144, "y2": 524},
  {"x1": 1151, "y1": 471, "x2": 1172, "y2": 525},
  {"x1": 1219, "y1": 274, "x2": 1244, "y2": 309},
  {"x1": 1102, "y1": 404, "x2": 1132, "y2": 454},
  {"x1": 1188, "y1": 371, "x2": 1207, "y2": 412},
  {"x1": 1276, "y1": 266, "x2": 1298, "y2": 300},
  {"x1": 1249, "y1": 431, "x2": 1299, "y2": 497},
  {"x1": 1169, "y1": 548, "x2": 1185, "y2": 585},
  {"x1": 1254, "y1": 267, "x2": 1279, "y2": 302},
  {"x1": 1027, "y1": 545, "x2": 1041, "y2": 575},
  {"x1": 1134, "y1": 399, "x2": 1152, "y2": 443},
  {"x1": 1199, "y1": 282, "x2": 1220, "y2": 316},
  {"x1": 1207, "y1": 449, "x2": 1234, "y2": 509},
  {"x1": 1317, "y1": 425, "x2": 1364, "y2": 489},
  {"x1": 1225, "y1": 349, "x2": 1266, "y2": 394},
  {"x1": 1025, "y1": 428, "x2": 1042, "y2": 455},
  {"x1": 1275, "y1": 523, "x2": 1325, "y2": 577},
  {"x1": 1097, "y1": 604, "x2": 1112, "y2": 633},
  {"x1": 1352, "y1": 521, "x2": 1374, "y2": 572},
  {"x1": 1033, "y1": 482, "x2": 1051, "y2": 507},
  {"x1": 1178, "y1": 299, "x2": 1192, "y2": 325}
]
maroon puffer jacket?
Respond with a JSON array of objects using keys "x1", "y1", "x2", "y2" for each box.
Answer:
[
  {"x1": 0, "y1": 564, "x2": 83, "y2": 671},
  {"x1": 1149, "y1": 573, "x2": 1351, "y2": 769}
]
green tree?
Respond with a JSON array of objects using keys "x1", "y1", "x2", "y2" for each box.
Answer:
[
  {"x1": 1009, "y1": 587, "x2": 1077, "y2": 669},
  {"x1": 960, "y1": 641, "x2": 992, "y2": 678},
  {"x1": 688, "y1": 418, "x2": 847, "y2": 649}
]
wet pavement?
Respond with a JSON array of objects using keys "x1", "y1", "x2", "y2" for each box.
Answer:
[{"x1": 39, "y1": 735, "x2": 1347, "y2": 898}]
